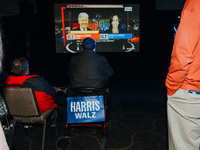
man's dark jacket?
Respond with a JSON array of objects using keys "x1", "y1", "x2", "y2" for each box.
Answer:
[{"x1": 68, "y1": 49, "x2": 113, "y2": 88}]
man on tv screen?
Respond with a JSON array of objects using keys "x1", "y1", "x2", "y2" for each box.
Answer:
[{"x1": 73, "y1": 12, "x2": 93, "y2": 31}]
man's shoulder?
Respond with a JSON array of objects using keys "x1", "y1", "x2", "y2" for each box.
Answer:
[
  {"x1": 24, "y1": 75, "x2": 47, "y2": 84},
  {"x1": 87, "y1": 28, "x2": 93, "y2": 31},
  {"x1": 6, "y1": 75, "x2": 38, "y2": 81},
  {"x1": 5, "y1": 75, "x2": 40, "y2": 85},
  {"x1": 72, "y1": 27, "x2": 80, "y2": 30},
  {"x1": 183, "y1": 0, "x2": 200, "y2": 14},
  {"x1": 71, "y1": 52, "x2": 82, "y2": 59},
  {"x1": 93, "y1": 52, "x2": 106, "y2": 60},
  {"x1": 25, "y1": 75, "x2": 49, "y2": 87},
  {"x1": 26, "y1": 75, "x2": 44, "y2": 81}
]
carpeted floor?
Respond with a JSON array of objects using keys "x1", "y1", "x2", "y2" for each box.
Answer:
[{"x1": 2, "y1": 79, "x2": 168, "y2": 150}]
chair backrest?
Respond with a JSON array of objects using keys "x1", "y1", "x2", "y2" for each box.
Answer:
[
  {"x1": 4, "y1": 88, "x2": 40, "y2": 117},
  {"x1": 68, "y1": 87, "x2": 104, "y2": 97}
]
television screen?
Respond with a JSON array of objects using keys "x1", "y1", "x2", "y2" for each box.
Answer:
[
  {"x1": 173, "y1": 23, "x2": 179, "y2": 37},
  {"x1": 54, "y1": 4, "x2": 140, "y2": 53},
  {"x1": 173, "y1": 16, "x2": 180, "y2": 37}
]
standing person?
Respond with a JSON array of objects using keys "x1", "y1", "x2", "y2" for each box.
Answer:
[
  {"x1": 68, "y1": 37, "x2": 113, "y2": 89},
  {"x1": 73, "y1": 12, "x2": 93, "y2": 31},
  {"x1": 5, "y1": 57, "x2": 57, "y2": 113},
  {"x1": 0, "y1": 122, "x2": 9, "y2": 150},
  {"x1": 165, "y1": 0, "x2": 200, "y2": 149},
  {"x1": 0, "y1": 25, "x2": 9, "y2": 150}
]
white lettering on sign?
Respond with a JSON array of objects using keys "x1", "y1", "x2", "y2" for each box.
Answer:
[
  {"x1": 71, "y1": 100, "x2": 100, "y2": 112},
  {"x1": 124, "y1": 7, "x2": 132, "y2": 11},
  {"x1": 74, "y1": 112, "x2": 97, "y2": 119}
]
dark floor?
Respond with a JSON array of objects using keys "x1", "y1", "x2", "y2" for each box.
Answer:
[{"x1": 3, "y1": 79, "x2": 168, "y2": 150}]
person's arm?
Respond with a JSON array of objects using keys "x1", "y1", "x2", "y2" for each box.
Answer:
[
  {"x1": 0, "y1": 72, "x2": 9, "y2": 81},
  {"x1": 165, "y1": 10, "x2": 200, "y2": 95},
  {"x1": 103, "y1": 58, "x2": 113, "y2": 77},
  {"x1": 68, "y1": 61, "x2": 73, "y2": 83},
  {"x1": 24, "y1": 76, "x2": 56, "y2": 97}
]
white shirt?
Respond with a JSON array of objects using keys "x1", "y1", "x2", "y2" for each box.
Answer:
[{"x1": 80, "y1": 26, "x2": 87, "y2": 31}]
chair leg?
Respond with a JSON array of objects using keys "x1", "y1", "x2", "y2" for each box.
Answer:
[
  {"x1": 42, "y1": 119, "x2": 46, "y2": 150},
  {"x1": 12, "y1": 120, "x2": 16, "y2": 135},
  {"x1": 54, "y1": 112, "x2": 58, "y2": 135}
]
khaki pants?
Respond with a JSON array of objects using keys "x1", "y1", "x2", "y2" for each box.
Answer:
[
  {"x1": 167, "y1": 88, "x2": 200, "y2": 150},
  {"x1": 0, "y1": 122, "x2": 9, "y2": 150}
]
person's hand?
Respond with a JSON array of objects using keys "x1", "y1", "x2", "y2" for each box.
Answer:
[{"x1": 57, "y1": 86, "x2": 70, "y2": 94}]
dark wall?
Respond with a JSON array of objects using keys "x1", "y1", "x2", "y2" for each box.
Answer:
[
  {"x1": 1, "y1": 0, "x2": 182, "y2": 84},
  {"x1": 156, "y1": 0, "x2": 185, "y2": 10}
]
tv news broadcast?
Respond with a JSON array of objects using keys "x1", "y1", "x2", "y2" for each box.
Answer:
[{"x1": 54, "y1": 4, "x2": 140, "y2": 53}]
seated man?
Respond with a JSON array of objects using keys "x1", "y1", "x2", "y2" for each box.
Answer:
[
  {"x1": 5, "y1": 58, "x2": 57, "y2": 113},
  {"x1": 68, "y1": 37, "x2": 113, "y2": 89}
]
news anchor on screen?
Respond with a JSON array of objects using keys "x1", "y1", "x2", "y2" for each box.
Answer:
[
  {"x1": 73, "y1": 12, "x2": 93, "y2": 31},
  {"x1": 104, "y1": 15, "x2": 126, "y2": 33}
]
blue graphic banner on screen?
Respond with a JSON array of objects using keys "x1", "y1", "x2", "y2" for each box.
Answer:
[
  {"x1": 67, "y1": 95, "x2": 105, "y2": 123},
  {"x1": 100, "y1": 33, "x2": 133, "y2": 39}
]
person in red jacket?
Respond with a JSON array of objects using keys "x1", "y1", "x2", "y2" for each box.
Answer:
[
  {"x1": 165, "y1": 0, "x2": 200, "y2": 149},
  {"x1": 5, "y1": 58, "x2": 57, "y2": 113}
]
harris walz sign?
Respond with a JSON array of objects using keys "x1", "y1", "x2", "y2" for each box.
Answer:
[{"x1": 67, "y1": 95, "x2": 105, "y2": 123}]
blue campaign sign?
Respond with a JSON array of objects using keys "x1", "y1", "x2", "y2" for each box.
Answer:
[{"x1": 67, "y1": 95, "x2": 105, "y2": 123}]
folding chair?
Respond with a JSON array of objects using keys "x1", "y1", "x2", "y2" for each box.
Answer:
[
  {"x1": 0, "y1": 94, "x2": 13, "y2": 149},
  {"x1": 0, "y1": 94, "x2": 8, "y2": 124},
  {"x1": 4, "y1": 87, "x2": 57, "y2": 150}
]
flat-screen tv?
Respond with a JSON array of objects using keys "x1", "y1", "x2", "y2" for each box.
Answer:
[
  {"x1": 54, "y1": 4, "x2": 140, "y2": 53},
  {"x1": 173, "y1": 16, "x2": 180, "y2": 37}
]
